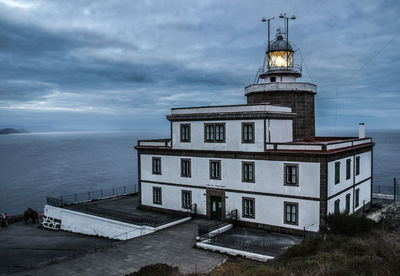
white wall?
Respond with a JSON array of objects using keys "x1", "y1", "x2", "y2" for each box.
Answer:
[
  {"x1": 141, "y1": 154, "x2": 320, "y2": 198},
  {"x1": 327, "y1": 151, "x2": 372, "y2": 198},
  {"x1": 44, "y1": 205, "x2": 154, "y2": 240},
  {"x1": 327, "y1": 150, "x2": 372, "y2": 214},
  {"x1": 141, "y1": 181, "x2": 320, "y2": 232},
  {"x1": 225, "y1": 192, "x2": 320, "y2": 232},
  {"x1": 263, "y1": 75, "x2": 297, "y2": 83},
  {"x1": 141, "y1": 182, "x2": 207, "y2": 215},
  {"x1": 172, "y1": 119, "x2": 293, "y2": 151},
  {"x1": 354, "y1": 179, "x2": 372, "y2": 212},
  {"x1": 355, "y1": 151, "x2": 372, "y2": 184},
  {"x1": 172, "y1": 120, "x2": 265, "y2": 152},
  {"x1": 269, "y1": 119, "x2": 292, "y2": 142},
  {"x1": 327, "y1": 156, "x2": 354, "y2": 198},
  {"x1": 327, "y1": 179, "x2": 371, "y2": 214}
]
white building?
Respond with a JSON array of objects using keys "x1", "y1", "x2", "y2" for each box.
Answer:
[{"x1": 135, "y1": 21, "x2": 374, "y2": 234}]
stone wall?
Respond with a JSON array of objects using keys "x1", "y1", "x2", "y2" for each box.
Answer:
[{"x1": 246, "y1": 90, "x2": 316, "y2": 140}]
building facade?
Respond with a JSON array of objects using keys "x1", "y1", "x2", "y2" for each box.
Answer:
[{"x1": 135, "y1": 24, "x2": 374, "y2": 234}]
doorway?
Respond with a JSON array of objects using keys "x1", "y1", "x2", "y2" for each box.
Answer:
[{"x1": 210, "y1": 196, "x2": 222, "y2": 220}]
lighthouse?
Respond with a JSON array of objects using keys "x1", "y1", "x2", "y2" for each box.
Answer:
[
  {"x1": 246, "y1": 14, "x2": 316, "y2": 140},
  {"x1": 135, "y1": 15, "x2": 374, "y2": 234}
]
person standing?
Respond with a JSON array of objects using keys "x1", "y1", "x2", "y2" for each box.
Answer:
[
  {"x1": 4, "y1": 213, "x2": 8, "y2": 227},
  {"x1": 33, "y1": 211, "x2": 39, "y2": 224}
]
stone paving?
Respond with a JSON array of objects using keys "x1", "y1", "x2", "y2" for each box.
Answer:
[
  {"x1": 0, "y1": 221, "x2": 115, "y2": 275},
  {"x1": 10, "y1": 218, "x2": 227, "y2": 276}
]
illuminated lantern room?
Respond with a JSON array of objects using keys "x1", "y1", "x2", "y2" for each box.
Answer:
[
  {"x1": 268, "y1": 32, "x2": 294, "y2": 70},
  {"x1": 255, "y1": 14, "x2": 302, "y2": 83}
]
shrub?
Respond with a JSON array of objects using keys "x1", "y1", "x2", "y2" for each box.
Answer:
[
  {"x1": 326, "y1": 213, "x2": 378, "y2": 236},
  {"x1": 278, "y1": 236, "x2": 323, "y2": 261}
]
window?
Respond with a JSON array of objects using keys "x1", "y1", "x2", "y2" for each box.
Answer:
[
  {"x1": 180, "y1": 124, "x2": 191, "y2": 142},
  {"x1": 152, "y1": 157, "x2": 161, "y2": 175},
  {"x1": 181, "y1": 190, "x2": 192, "y2": 209},
  {"x1": 242, "y1": 198, "x2": 255, "y2": 218},
  {"x1": 356, "y1": 156, "x2": 360, "y2": 176},
  {"x1": 242, "y1": 162, "x2": 255, "y2": 182},
  {"x1": 284, "y1": 164, "x2": 298, "y2": 186},
  {"x1": 204, "y1": 123, "x2": 225, "y2": 143},
  {"x1": 153, "y1": 187, "x2": 162, "y2": 205},
  {"x1": 335, "y1": 162, "x2": 340, "y2": 184},
  {"x1": 209, "y1": 160, "x2": 221, "y2": 180},
  {"x1": 242, "y1": 123, "x2": 255, "y2": 143},
  {"x1": 270, "y1": 76, "x2": 276, "y2": 82},
  {"x1": 346, "y1": 159, "x2": 351, "y2": 180},
  {"x1": 345, "y1": 193, "x2": 351, "y2": 214},
  {"x1": 355, "y1": 189, "x2": 360, "y2": 208},
  {"x1": 181, "y1": 159, "x2": 191, "y2": 178},
  {"x1": 284, "y1": 202, "x2": 298, "y2": 225},
  {"x1": 334, "y1": 199, "x2": 340, "y2": 213}
]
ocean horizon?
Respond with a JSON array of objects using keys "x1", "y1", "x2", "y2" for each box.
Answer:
[{"x1": 0, "y1": 129, "x2": 399, "y2": 215}]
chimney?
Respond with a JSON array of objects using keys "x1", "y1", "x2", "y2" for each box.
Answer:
[{"x1": 358, "y1": 123, "x2": 365, "y2": 139}]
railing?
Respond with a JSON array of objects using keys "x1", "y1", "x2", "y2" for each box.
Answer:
[
  {"x1": 226, "y1": 209, "x2": 238, "y2": 222},
  {"x1": 111, "y1": 228, "x2": 145, "y2": 240},
  {"x1": 394, "y1": 177, "x2": 399, "y2": 202},
  {"x1": 197, "y1": 209, "x2": 238, "y2": 238},
  {"x1": 303, "y1": 223, "x2": 318, "y2": 239},
  {"x1": 46, "y1": 185, "x2": 137, "y2": 207},
  {"x1": 265, "y1": 137, "x2": 373, "y2": 152},
  {"x1": 198, "y1": 220, "x2": 225, "y2": 237},
  {"x1": 189, "y1": 203, "x2": 197, "y2": 217},
  {"x1": 254, "y1": 64, "x2": 302, "y2": 82},
  {"x1": 71, "y1": 203, "x2": 181, "y2": 227},
  {"x1": 257, "y1": 64, "x2": 302, "y2": 75}
]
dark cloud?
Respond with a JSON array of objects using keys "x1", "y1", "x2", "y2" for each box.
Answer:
[{"x1": 0, "y1": 0, "x2": 399, "y2": 131}]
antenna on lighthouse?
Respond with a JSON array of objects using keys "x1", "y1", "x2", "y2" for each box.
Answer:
[
  {"x1": 260, "y1": 17, "x2": 275, "y2": 82},
  {"x1": 278, "y1": 13, "x2": 296, "y2": 69}
]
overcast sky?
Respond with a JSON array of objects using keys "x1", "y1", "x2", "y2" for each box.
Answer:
[{"x1": 0, "y1": 0, "x2": 399, "y2": 134}]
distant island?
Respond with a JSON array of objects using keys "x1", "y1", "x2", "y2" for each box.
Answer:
[{"x1": 0, "y1": 128, "x2": 27, "y2": 135}]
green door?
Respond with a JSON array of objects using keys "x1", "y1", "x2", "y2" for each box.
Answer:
[{"x1": 210, "y1": 196, "x2": 222, "y2": 220}]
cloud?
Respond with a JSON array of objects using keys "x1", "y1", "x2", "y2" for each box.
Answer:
[{"x1": 0, "y1": 0, "x2": 399, "y2": 131}]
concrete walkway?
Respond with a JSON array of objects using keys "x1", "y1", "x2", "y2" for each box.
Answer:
[
  {"x1": 0, "y1": 221, "x2": 115, "y2": 275},
  {"x1": 12, "y1": 219, "x2": 227, "y2": 276}
]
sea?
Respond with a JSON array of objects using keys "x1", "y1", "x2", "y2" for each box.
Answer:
[{"x1": 0, "y1": 130, "x2": 399, "y2": 215}]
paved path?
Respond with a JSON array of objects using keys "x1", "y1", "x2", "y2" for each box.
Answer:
[
  {"x1": 0, "y1": 221, "x2": 115, "y2": 275},
  {"x1": 12, "y1": 219, "x2": 227, "y2": 276}
]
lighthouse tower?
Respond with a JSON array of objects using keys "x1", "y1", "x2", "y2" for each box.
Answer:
[{"x1": 245, "y1": 15, "x2": 316, "y2": 140}]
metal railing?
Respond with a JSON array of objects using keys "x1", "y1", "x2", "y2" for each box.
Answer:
[
  {"x1": 69, "y1": 204, "x2": 177, "y2": 227},
  {"x1": 254, "y1": 64, "x2": 302, "y2": 82},
  {"x1": 226, "y1": 209, "x2": 238, "y2": 222},
  {"x1": 394, "y1": 177, "x2": 399, "y2": 202},
  {"x1": 46, "y1": 185, "x2": 137, "y2": 207},
  {"x1": 197, "y1": 209, "x2": 238, "y2": 238},
  {"x1": 112, "y1": 228, "x2": 145, "y2": 240},
  {"x1": 189, "y1": 203, "x2": 197, "y2": 216}
]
